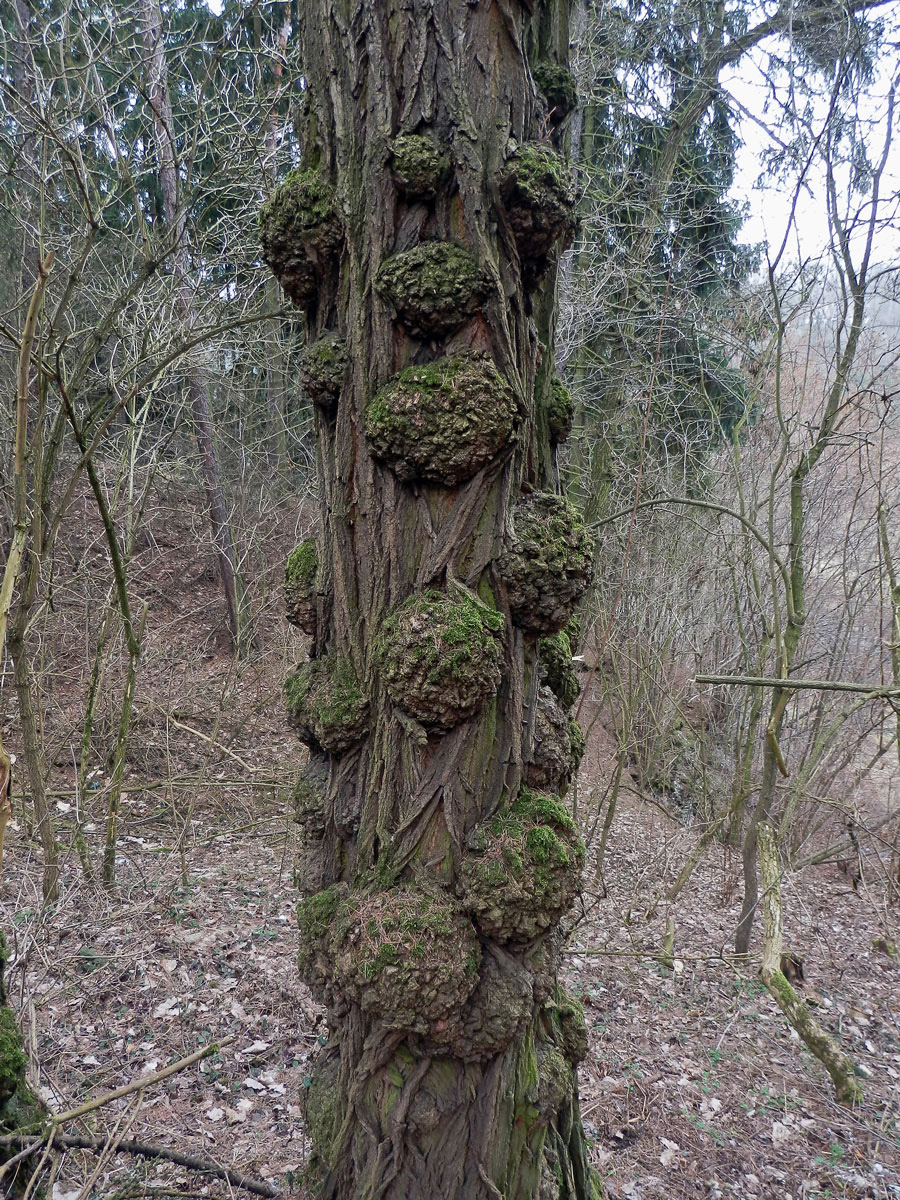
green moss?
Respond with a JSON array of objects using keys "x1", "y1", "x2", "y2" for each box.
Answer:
[
  {"x1": 499, "y1": 491, "x2": 593, "y2": 635},
  {"x1": 299, "y1": 334, "x2": 349, "y2": 407},
  {"x1": 390, "y1": 134, "x2": 450, "y2": 197},
  {"x1": 330, "y1": 886, "x2": 481, "y2": 1034},
  {"x1": 459, "y1": 788, "x2": 584, "y2": 943},
  {"x1": 375, "y1": 242, "x2": 492, "y2": 338},
  {"x1": 533, "y1": 63, "x2": 578, "y2": 122},
  {"x1": 259, "y1": 168, "x2": 343, "y2": 308},
  {"x1": 286, "y1": 540, "x2": 317, "y2": 588},
  {"x1": 365, "y1": 353, "x2": 518, "y2": 486},
  {"x1": 547, "y1": 376, "x2": 575, "y2": 444},
  {"x1": 285, "y1": 655, "x2": 369, "y2": 753},
  {"x1": 539, "y1": 631, "x2": 579, "y2": 709},
  {"x1": 379, "y1": 588, "x2": 503, "y2": 730},
  {"x1": 500, "y1": 144, "x2": 576, "y2": 271}
]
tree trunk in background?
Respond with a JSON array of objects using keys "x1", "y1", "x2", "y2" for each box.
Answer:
[
  {"x1": 141, "y1": 0, "x2": 242, "y2": 646},
  {"x1": 264, "y1": 2, "x2": 600, "y2": 1197}
]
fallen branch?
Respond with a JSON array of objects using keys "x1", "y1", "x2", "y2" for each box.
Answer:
[{"x1": 0, "y1": 1131, "x2": 279, "y2": 1197}]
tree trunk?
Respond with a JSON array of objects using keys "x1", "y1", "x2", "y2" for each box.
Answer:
[
  {"x1": 140, "y1": 0, "x2": 242, "y2": 647},
  {"x1": 266, "y1": 3, "x2": 600, "y2": 1197}
]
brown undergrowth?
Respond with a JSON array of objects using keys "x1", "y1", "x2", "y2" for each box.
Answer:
[{"x1": 0, "y1": 489, "x2": 897, "y2": 1198}]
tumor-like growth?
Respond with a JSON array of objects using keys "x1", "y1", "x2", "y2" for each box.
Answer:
[
  {"x1": 379, "y1": 589, "x2": 504, "y2": 730},
  {"x1": 375, "y1": 242, "x2": 492, "y2": 338},
  {"x1": 330, "y1": 886, "x2": 481, "y2": 1034},
  {"x1": 500, "y1": 144, "x2": 576, "y2": 266},
  {"x1": 365, "y1": 354, "x2": 518, "y2": 486},
  {"x1": 390, "y1": 134, "x2": 450, "y2": 198},
  {"x1": 533, "y1": 63, "x2": 578, "y2": 124},
  {"x1": 568, "y1": 716, "x2": 586, "y2": 778},
  {"x1": 539, "y1": 630, "x2": 580, "y2": 710},
  {"x1": 499, "y1": 491, "x2": 593, "y2": 635},
  {"x1": 284, "y1": 540, "x2": 319, "y2": 635},
  {"x1": 525, "y1": 686, "x2": 572, "y2": 793},
  {"x1": 292, "y1": 759, "x2": 329, "y2": 897},
  {"x1": 458, "y1": 789, "x2": 585, "y2": 943},
  {"x1": 299, "y1": 334, "x2": 348, "y2": 407},
  {"x1": 259, "y1": 168, "x2": 343, "y2": 308},
  {"x1": 547, "y1": 376, "x2": 575, "y2": 444},
  {"x1": 285, "y1": 655, "x2": 369, "y2": 753},
  {"x1": 434, "y1": 947, "x2": 534, "y2": 1062}
]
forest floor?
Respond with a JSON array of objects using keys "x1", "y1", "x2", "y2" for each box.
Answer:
[{"x1": 1, "y1": 485, "x2": 898, "y2": 1200}]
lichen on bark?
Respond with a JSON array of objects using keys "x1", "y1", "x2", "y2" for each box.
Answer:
[
  {"x1": 285, "y1": 655, "x2": 369, "y2": 753},
  {"x1": 500, "y1": 492, "x2": 594, "y2": 635},
  {"x1": 365, "y1": 353, "x2": 518, "y2": 486},
  {"x1": 259, "y1": 167, "x2": 343, "y2": 308},
  {"x1": 379, "y1": 588, "x2": 504, "y2": 730},
  {"x1": 375, "y1": 242, "x2": 492, "y2": 338}
]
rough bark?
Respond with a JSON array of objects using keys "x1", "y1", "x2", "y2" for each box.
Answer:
[{"x1": 267, "y1": 3, "x2": 600, "y2": 1198}]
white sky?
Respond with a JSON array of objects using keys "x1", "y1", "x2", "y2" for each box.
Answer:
[{"x1": 724, "y1": 28, "x2": 900, "y2": 267}]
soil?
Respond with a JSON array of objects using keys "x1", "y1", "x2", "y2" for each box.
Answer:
[{"x1": 1, "y1": 487, "x2": 898, "y2": 1200}]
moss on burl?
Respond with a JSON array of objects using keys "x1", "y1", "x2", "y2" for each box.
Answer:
[
  {"x1": 547, "y1": 376, "x2": 575, "y2": 444},
  {"x1": 331, "y1": 886, "x2": 481, "y2": 1034},
  {"x1": 390, "y1": 134, "x2": 450, "y2": 198},
  {"x1": 284, "y1": 540, "x2": 318, "y2": 635},
  {"x1": 299, "y1": 334, "x2": 348, "y2": 407},
  {"x1": 539, "y1": 630, "x2": 579, "y2": 710},
  {"x1": 375, "y1": 242, "x2": 492, "y2": 338},
  {"x1": 500, "y1": 144, "x2": 576, "y2": 267},
  {"x1": 458, "y1": 788, "x2": 584, "y2": 943},
  {"x1": 285, "y1": 655, "x2": 369, "y2": 753},
  {"x1": 500, "y1": 491, "x2": 593, "y2": 635},
  {"x1": 379, "y1": 588, "x2": 503, "y2": 730},
  {"x1": 259, "y1": 168, "x2": 343, "y2": 308},
  {"x1": 365, "y1": 353, "x2": 518, "y2": 486},
  {"x1": 533, "y1": 63, "x2": 578, "y2": 123},
  {"x1": 526, "y1": 686, "x2": 572, "y2": 794}
]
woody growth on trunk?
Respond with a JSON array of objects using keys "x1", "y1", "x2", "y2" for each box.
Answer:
[{"x1": 262, "y1": 2, "x2": 599, "y2": 1196}]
